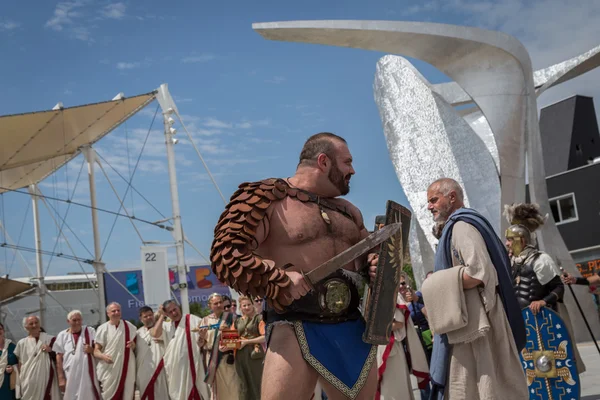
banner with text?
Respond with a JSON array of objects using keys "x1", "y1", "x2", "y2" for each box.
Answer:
[{"x1": 103, "y1": 265, "x2": 231, "y2": 322}]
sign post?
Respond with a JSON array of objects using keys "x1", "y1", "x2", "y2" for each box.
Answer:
[{"x1": 140, "y1": 246, "x2": 170, "y2": 311}]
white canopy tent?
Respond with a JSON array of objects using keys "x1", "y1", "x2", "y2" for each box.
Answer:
[
  {"x1": 0, "y1": 84, "x2": 220, "y2": 329},
  {"x1": 0, "y1": 92, "x2": 157, "y2": 193}
]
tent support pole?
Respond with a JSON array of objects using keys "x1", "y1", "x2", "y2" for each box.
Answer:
[
  {"x1": 83, "y1": 146, "x2": 107, "y2": 323},
  {"x1": 28, "y1": 184, "x2": 46, "y2": 327}
]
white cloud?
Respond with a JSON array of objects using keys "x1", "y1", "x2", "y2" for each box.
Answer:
[
  {"x1": 234, "y1": 119, "x2": 270, "y2": 129},
  {"x1": 45, "y1": 0, "x2": 88, "y2": 31},
  {"x1": 194, "y1": 128, "x2": 222, "y2": 136},
  {"x1": 0, "y1": 20, "x2": 20, "y2": 31},
  {"x1": 203, "y1": 117, "x2": 232, "y2": 129},
  {"x1": 116, "y1": 62, "x2": 140, "y2": 70},
  {"x1": 72, "y1": 26, "x2": 92, "y2": 42},
  {"x1": 181, "y1": 54, "x2": 216, "y2": 63},
  {"x1": 265, "y1": 76, "x2": 286, "y2": 84},
  {"x1": 101, "y1": 2, "x2": 126, "y2": 19},
  {"x1": 44, "y1": 0, "x2": 127, "y2": 42},
  {"x1": 236, "y1": 122, "x2": 252, "y2": 129},
  {"x1": 116, "y1": 58, "x2": 151, "y2": 70}
]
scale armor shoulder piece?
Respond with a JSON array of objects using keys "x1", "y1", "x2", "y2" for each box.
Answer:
[{"x1": 210, "y1": 178, "x2": 312, "y2": 311}]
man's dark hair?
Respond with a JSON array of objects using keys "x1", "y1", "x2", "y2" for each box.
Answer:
[
  {"x1": 162, "y1": 299, "x2": 179, "y2": 309},
  {"x1": 139, "y1": 306, "x2": 153, "y2": 316},
  {"x1": 298, "y1": 132, "x2": 347, "y2": 166}
]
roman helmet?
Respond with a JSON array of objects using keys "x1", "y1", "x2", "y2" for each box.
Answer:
[
  {"x1": 505, "y1": 224, "x2": 531, "y2": 256},
  {"x1": 503, "y1": 202, "x2": 548, "y2": 252}
]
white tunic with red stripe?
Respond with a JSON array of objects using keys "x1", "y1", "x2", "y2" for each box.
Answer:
[
  {"x1": 163, "y1": 314, "x2": 210, "y2": 400},
  {"x1": 53, "y1": 326, "x2": 101, "y2": 400},
  {"x1": 376, "y1": 293, "x2": 430, "y2": 400},
  {"x1": 135, "y1": 326, "x2": 169, "y2": 400},
  {"x1": 95, "y1": 320, "x2": 137, "y2": 400},
  {"x1": 14, "y1": 332, "x2": 61, "y2": 399}
]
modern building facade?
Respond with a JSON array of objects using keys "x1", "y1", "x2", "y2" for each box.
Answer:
[{"x1": 537, "y1": 95, "x2": 600, "y2": 279}]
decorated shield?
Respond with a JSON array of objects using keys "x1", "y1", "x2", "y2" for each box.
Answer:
[
  {"x1": 520, "y1": 307, "x2": 580, "y2": 400},
  {"x1": 362, "y1": 200, "x2": 411, "y2": 345}
]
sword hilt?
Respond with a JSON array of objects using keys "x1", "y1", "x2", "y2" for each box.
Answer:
[{"x1": 301, "y1": 270, "x2": 316, "y2": 292}]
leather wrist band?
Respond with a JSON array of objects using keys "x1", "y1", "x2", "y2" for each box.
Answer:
[
  {"x1": 575, "y1": 277, "x2": 590, "y2": 286},
  {"x1": 542, "y1": 292, "x2": 558, "y2": 305}
]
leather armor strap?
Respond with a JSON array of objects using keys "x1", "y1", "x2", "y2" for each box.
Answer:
[{"x1": 210, "y1": 178, "x2": 352, "y2": 311}]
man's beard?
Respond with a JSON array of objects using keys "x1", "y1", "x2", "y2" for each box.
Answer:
[
  {"x1": 433, "y1": 203, "x2": 453, "y2": 223},
  {"x1": 328, "y1": 163, "x2": 350, "y2": 195},
  {"x1": 432, "y1": 221, "x2": 446, "y2": 239}
]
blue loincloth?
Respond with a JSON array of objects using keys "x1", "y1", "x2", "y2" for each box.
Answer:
[{"x1": 288, "y1": 319, "x2": 377, "y2": 399}]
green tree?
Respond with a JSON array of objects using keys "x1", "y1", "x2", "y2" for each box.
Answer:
[
  {"x1": 402, "y1": 248, "x2": 417, "y2": 288},
  {"x1": 190, "y1": 302, "x2": 211, "y2": 318}
]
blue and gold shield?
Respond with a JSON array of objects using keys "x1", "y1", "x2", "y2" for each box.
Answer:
[{"x1": 520, "y1": 307, "x2": 580, "y2": 400}]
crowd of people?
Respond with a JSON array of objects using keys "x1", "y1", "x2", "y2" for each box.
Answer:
[
  {"x1": 1, "y1": 131, "x2": 597, "y2": 400},
  {"x1": 0, "y1": 294, "x2": 266, "y2": 400}
]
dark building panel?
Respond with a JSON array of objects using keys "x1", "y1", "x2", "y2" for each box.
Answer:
[
  {"x1": 568, "y1": 96, "x2": 600, "y2": 170},
  {"x1": 545, "y1": 163, "x2": 600, "y2": 251},
  {"x1": 539, "y1": 97, "x2": 576, "y2": 176},
  {"x1": 539, "y1": 95, "x2": 600, "y2": 176}
]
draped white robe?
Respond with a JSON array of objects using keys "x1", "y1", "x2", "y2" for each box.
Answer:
[
  {"x1": 0, "y1": 338, "x2": 14, "y2": 389},
  {"x1": 376, "y1": 293, "x2": 430, "y2": 400},
  {"x1": 95, "y1": 320, "x2": 137, "y2": 400},
  {"x1": 163, "y1": 314, "x2": 210, "y2": 400},
  {"x1": 53, "y1": 326, "x2": 101, "y2": 400},
  {"x1": 14, "y1": 332, "x2": 61, "y2": 399},
  {"x1": 135, "y1": 326, "x2": 169, "y2": 400}
]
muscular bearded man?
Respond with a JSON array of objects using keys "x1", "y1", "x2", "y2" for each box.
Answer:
[{"x1": 210, "y1": 132, "x2": 378, "y2": 400}]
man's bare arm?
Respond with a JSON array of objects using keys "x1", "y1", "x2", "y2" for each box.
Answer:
[
  {"x1": 93, "y1": 343, "x2": 103, "y2": 359},
  {"x1": 151, "y1": 307, "x2": 165, "y2": 339},
  {"x1": 56, "y1": 353, "x2": 66, "y2": 390}
]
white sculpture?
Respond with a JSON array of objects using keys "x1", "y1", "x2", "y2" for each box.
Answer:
[{"x1": 252, "y1": 20, "x2": 600, "y2": 341}]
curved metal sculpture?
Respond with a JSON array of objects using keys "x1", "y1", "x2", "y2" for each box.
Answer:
[
  {"x1": 252, "y1": 20, "x2": 600, "y2": 340},
  {"x1": 253, "y1": 20, "x2": 530, "y2": 216},
  {"x1": 374, "y1": 55, "x2": 500, "y2": 283}
]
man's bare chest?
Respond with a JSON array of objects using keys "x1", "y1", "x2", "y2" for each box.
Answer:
[{"x1": 268, "y1": 198, "x2": 360, "y2": 246}]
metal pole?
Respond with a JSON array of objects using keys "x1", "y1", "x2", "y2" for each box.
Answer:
[
  {"x1": 162, "y1": 110, "x2": 190, "y2": 315},
  {"x1": 28, "y1": 184, "x2": 45, "y2": 327},
  {"x1": 559, "y1": 266, "x2": 600, "y2": 356},
  {"x1": 83, "y1": 146, "x2": 107, "y2": 323}
]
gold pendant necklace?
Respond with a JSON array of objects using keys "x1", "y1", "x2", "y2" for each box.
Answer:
[{"x1": 317, "y1": 196, "x2": 331, "y2": 225}]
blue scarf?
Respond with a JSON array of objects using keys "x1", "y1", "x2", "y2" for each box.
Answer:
[{"x1": 429, "y1": 208, "x2": 525, "y2": 400}]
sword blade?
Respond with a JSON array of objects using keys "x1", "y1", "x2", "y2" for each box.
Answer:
[{"x1": 304, "y1": 222, "x2": 401, "y2": 285}]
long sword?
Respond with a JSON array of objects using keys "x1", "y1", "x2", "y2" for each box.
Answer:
[{"x1": 301, "y1": 222, "x2": 402, "y2": 288}]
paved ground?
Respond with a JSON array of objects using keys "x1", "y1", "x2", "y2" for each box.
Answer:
[
  {"x1": 579, "y1": 341, "x2": 600, "y2": 400},
  {"x1": 409, "y1": 341, "x2": 600, "y2": 399}
]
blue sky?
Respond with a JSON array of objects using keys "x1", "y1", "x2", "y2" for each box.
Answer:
[{"x1": 1, "y1": 0, "x2": 599, "y2": 279}]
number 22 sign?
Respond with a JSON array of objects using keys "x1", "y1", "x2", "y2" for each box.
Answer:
[{"x1": 140, "y1": 246, "x2": 170, "y2": 310}]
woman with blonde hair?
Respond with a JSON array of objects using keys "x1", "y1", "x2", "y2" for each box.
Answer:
[{"x1": 234, "y1": 296, "x2": 265, "y2": 400}]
